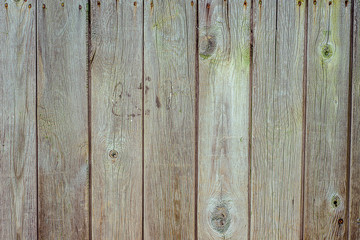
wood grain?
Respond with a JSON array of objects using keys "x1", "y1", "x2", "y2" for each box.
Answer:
[
  {"x1": 0, "y1": 1, "x2": 37, "y2": 239},
  {"x1": 350, "y1": 0, "x2": 360, "y2": 238},
  {"x1": 90, "y1": 0, "x2": 143, "y2": 239},
  {"x1": 304, "y1": 0, "x2": 351, "y2": 239},
  {"x1": 251, "y1": 0, "x2": 305, "y2": 239},
  {"x1": 37, "y1": 0, "x2": 89, "y2": 239},
  {"x1": 197, "y1": 0, "x2": 250, "y2": 239},
  {"x1": 143, "y1": 0, "x2": 196, "y2": 238}
]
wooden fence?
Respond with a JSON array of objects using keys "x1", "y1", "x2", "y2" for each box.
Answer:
[{"x1": 0, "y1": 0, "x2": 359, "y2": 239}]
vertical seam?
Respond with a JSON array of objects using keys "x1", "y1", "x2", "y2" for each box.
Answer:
[
  {"x1": 346, "y1": 0, "x2": 355, "y2": 239},
  {"x1": 300, "y1": 0, "x2": 309, "y2": 239},
  {"x1": 141, "y1": 0, "x2": 145, "y2": 239},
  {"x1": 35, "y1": 0, "x2": 39, "y2": 238},
  {"x1": 194, "y1": 1, "x2": 199, "y2": 240},
  {"x1": 248, "y1": 0, "x2": 254, "y2": 239},
  {"x1": 87, "y1": 0, "x2": 92, "y2": 239}
]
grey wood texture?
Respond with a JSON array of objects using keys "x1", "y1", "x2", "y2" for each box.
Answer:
[
  {"x1": 0, "y1": 1, "x2": 37, "y2": 239},
  {"x1": 37, "y1": 0, "x2": 89, "y2": 239},
  {"x1": 90, "y1": 0, "x2": 143, "y2": 239}
]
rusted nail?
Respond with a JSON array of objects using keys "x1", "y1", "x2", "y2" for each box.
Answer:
[
  {"x1": 79, "y1": 5, "x2": 82, "y2": 10},
  {"x1": 329, "y1": 1, "x2": 332, "y2": 5},
  {"x1": 109, "y1": 150, "x2": 118, "y2": 159},
  {"x1": 206, "y1": 3, "x2": 210, "y2": 9},
  {"x1": 298, "y1": 1, "x2": 302, "y2": 6},
  {"x1": 259, "y1": 1, "x2": 262, "y2": 5},
  {"x1": 5, "y1": 3, "x2": 8, "y2": 8},
  {"x1": 61, "y1": 2, "x2": 64, "y2": 7},
  {"x1": 191, "y1": 1, "x2": 194, "y2": 6},
  {"x1": 313, "y1": 0, "x2": 317, "y2": 5},
  {"x1": 97, "y1": 1, "x2": 100, "y2": 6},
  {"x1": 244, "y1": 1, "x2": 247, "y2": 7},
  {"x1": 345, "y1": 0, "x2": 349, "y2": 7},
  {"x1": 28, "y1": 4, "x2": 31, "y2": 8},
  {"x1": 151, "y1": 1, "x2": 154, "y2": 8},
  {"x1": 24, "y1": 0, "x2": 27, "y2": 2},
  {"x1": 134, "y1": 1, "x2": 137, "y2": 6},
  {"x1": 338, "y1": 219, "x2": 344, "y2": 225},
  {"x1": 42, "y1": 3, "x2": 45, "y2": 9}
]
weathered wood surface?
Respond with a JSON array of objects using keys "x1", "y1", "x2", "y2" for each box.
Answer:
[
  {"x1": 37, "y1": 0, "x2": 89, "y2": 239},
  {"x1": 0, "y1": 1, "x2": 37, "y2": 239},
  {"x1": 350, "y1": 0, "x2": 360, "y2": 238},
  {"x1": 251, "y1": 0, "x2": 305, "y2": 239},
  {"x1": 1, "y1": 1, "x2": 360, "y2": 239},
  {"x1": 143, "y1": 0, "x2": 196, "y2": 238},
  {"x1": 304, "y1": 0, "x2": 351, "y2": 239},
  {"x1": 197, "y1": 0, "x2": 250, "y2": 239},
  {"x1": 90, "y1": 0, "x2": 143, "y2": 239}
]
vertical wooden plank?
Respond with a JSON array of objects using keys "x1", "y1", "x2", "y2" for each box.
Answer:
[
  {"x1": 143, "y1": 0, "x2": 196, "y2": 238},
  {"x1": 90, "y1": 0, "x2": 143, "y2": 239},
  {"x1": 304, "y1": 0, "x2": 351, "y2": 239},
  {"x1": 350, "y1": 0, "x2": 360, "y2": 238},
  {"x1": 37, "y1": 0, "x2": 89, "y2": 239},
  {"x1": 251, "y1": 0, "x2": 305, "y2": 239},
  {"x1": 197, "y1": 0, "x2": 250, "y2": 239},
  {"x1": 0, "y1": 1, "x2": 37, "y2": 239}
]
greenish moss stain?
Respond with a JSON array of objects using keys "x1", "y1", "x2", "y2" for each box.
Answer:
[
  {"x1": 200, "y1": 53, "x2": 211, "y2": 60},
  {"x1": 321, "y1": 44, "x2": 333, "y2": 59},
  {"x1": 152, "y1": 9, "x2": 180, "y2": 30}
]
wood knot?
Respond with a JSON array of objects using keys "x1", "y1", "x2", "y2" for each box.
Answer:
[
  {"x1": 210, "y1": 203, "x2": 231, "y2": 234},
  {"x1": 321, "y1": 44, "x2": 333, "y2": 60},
  {"x1": 199, "y1": 34, "x2": 217, "y2": 59},
  {"x1": 331, "y1": 195, "x2": 341, "y2": 208},
  {"x1": 109, "y1": 150, "x2": 118, "y2": 159}
]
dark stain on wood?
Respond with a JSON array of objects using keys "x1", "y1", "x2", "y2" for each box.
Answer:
[
  {"x1": 156, "y1": 96, "x2": 161, "y2": 108},
  {"x1": 210, "y1": 202, "x2": 231, "y2": 234},
  {"x1": 199, "y1": 34, "x2": 216, "y2": 59}
]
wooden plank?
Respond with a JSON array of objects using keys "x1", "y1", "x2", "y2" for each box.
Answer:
[
  {"x1": 350, "y1": 0, "x2": 360, "y2": 238},
  {"x1": 143, "y1": 0, "x2": 196, "y2": 238},
  {"x1": 37, "y1": 1, "x2": 89, "y2": 239},
  {"x1": 251, "y1": 0, "x2": 305, "y2": 239},
  {"x1": 304, "y1": 0, "x2": 351, "y2": 239},
  {"x1": 0, "y1": 1, "x2": 37, "y2": 239},
  {"x1": 90, "y1": 0, "x2": 143, "y2": 239},
  {"x1": 197, "y1": 0, "x2": 250, "y2": 239}
]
